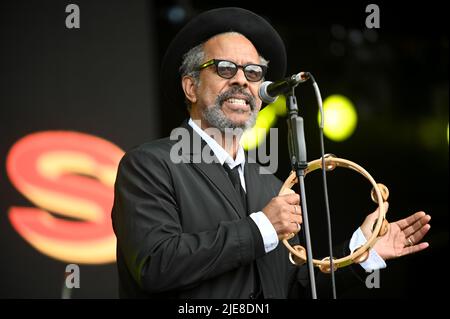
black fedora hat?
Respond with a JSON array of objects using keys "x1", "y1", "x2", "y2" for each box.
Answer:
[{"x1": 160, "y1": 7, "x2": 287, "y2": 108}]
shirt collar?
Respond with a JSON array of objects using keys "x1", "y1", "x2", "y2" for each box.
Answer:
[{"x1": 188, "y1": 118, "x2": 246, "y2": 170}]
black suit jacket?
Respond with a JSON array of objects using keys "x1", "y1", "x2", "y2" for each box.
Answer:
[{"x1": 112, "y1": 121, "x2": 365, "y2": 298}]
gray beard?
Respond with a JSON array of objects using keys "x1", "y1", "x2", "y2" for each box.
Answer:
[
  {"x1": 201, "y1": 87, "x2": 258, "y2": 133},
  {"x1": 202, "y1": 104, "x2": 257, "y2": 133}
]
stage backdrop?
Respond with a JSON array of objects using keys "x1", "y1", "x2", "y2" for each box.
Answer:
[{"x1": 0, "y1": 0, "x2": 159, "y2": 298}]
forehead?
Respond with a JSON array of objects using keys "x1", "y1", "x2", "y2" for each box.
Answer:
[{"x1": 203, "y1": 33, "x2": 260, "y2": 62}]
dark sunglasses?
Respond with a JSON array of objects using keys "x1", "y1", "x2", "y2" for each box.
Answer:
[{"x1": 197, "y1": 59, "x2": 267, "y2": 82}]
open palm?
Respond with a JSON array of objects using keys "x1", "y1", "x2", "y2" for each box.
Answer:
[{"x1": 360, "y1": 202, "x2": 431, "y2": 260}]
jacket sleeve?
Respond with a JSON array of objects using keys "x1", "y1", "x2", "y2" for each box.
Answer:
[{"x1": 111, "y1": 148, "x2": 265, "y2": 293}]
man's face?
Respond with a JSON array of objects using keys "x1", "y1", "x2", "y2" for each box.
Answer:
[{"x1": 189, "y1": 33, "x2": 264, "y2": 131}]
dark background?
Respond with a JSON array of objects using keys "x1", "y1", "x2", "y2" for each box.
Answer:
[{"x1": 0, "y1": 0, "x2": 447, "y2": 298}]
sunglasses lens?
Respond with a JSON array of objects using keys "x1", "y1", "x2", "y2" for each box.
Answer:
[
  {"x1": 244, "y1": 65, "x2": 264, "y2": 81},
  {"x1": 216, "y1": 61, "x2": 237, "y2": 79}
]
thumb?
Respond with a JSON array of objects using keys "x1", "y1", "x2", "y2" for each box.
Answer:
[
  {"x1": 361, "y1": 201, "x2": 389, "y2": 238},
  {"x1": 370, "y1": 201, "x2": 388, "y2": 222}
]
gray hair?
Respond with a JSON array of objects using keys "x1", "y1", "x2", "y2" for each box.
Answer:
[
  {"x1": 179, "y1": 32, "x2": 269, "y2": 110},
  {"x1": 179, "y1": 43, "x2": 205, "y2": 110}
]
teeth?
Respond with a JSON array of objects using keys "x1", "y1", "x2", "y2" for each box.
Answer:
[{"x1": 227, "y1": 98, "x2": 247, "y2": 105}]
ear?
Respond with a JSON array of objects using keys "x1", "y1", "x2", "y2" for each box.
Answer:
[{"x1": 181, "y1": 76, "x2": 198, "y2": 104}]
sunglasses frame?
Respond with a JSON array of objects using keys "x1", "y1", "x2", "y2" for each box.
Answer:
[{"x1": 197, "y1": 59, "x2": 267, "y2": 82}]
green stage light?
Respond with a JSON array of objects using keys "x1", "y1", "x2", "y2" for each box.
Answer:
[
  {"x1": 319, "y1": 95, "x2": 358, "y2": 142},
  {"x1": 272, "y1": 95, "x2": 287, "y2": 116},
  {"x1": 241, "y1": 96, "x2": 286, "y2": 150}
]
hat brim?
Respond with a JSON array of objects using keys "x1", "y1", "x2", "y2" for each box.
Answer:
[{"x1": 160, "y1": 7, "x2": 287, "y2": 108}]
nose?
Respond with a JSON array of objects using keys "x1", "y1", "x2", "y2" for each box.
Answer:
[{"x1": 229, "y1": 67, "x2": 248, "y2": 88}]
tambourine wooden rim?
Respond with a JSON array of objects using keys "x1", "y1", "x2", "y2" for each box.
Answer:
[{"x1": 279, "y1": 155, "x2": 389, "y2": 272}]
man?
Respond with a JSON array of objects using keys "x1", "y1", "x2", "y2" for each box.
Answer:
[{"x1": 112, "y1": 7, "x2": 430, "y2": 298}]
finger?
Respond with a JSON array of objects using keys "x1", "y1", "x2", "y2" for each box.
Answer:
[
  {"x1": 396, "y1": 211, "x2": 426, "y2": 230},
  {"x1": 291, "y1": 205, "x2": 302, "y2": 215},
  {"x1": 290, "y1": 213, "x2": 303, "y2": 225},
  {"x1": 289, "y1": 221, "x2": 301, "y2": 234},
  {"x1": 408, "y1": 223, "x2": 431, "y2": 245},
  {"x1": 401, "y1": 242, "x2": 430, "y2": 256},
  {"x1": 279, "y1": 193, "x2": 300, "y2": 205},
  {"x1": 403, "y1": 214, "x2": 431, "y2": 238}
]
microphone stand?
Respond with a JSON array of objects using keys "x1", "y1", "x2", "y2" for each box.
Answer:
[{"x1": 286, "y1": 88, "x2": 317, "y2": 299}]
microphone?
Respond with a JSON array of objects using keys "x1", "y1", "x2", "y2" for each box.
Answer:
[{"x1": 259, "y1": 72, "x2": 310, "y2": 104}]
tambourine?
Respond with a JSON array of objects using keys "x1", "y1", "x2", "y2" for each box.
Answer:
[{"x1": 278, "y1": 154, "x2": 390, "y2": 273}]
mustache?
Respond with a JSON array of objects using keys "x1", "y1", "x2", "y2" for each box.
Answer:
[{"x1": 216, "y1": 87, "x2": 256, "y2": 110}]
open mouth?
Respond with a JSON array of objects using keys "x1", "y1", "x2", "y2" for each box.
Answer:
[{"x1": 223, "y1": 97, "x2": 250, "y2": 112}]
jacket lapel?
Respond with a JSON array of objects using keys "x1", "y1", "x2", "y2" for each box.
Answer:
[
  {"x1": 193, "y1": 161, "x2": 246, "y2": 218},
  {"x1": 178, "y1": 121, "x2": 246, "y2": 218},
  {"x1": 244, "y1": 160, "x2": 263, "y2": 214}
]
